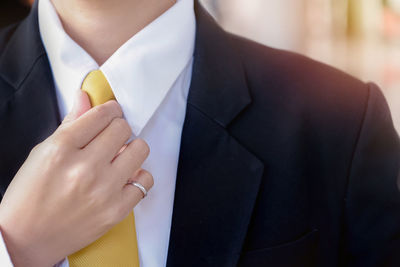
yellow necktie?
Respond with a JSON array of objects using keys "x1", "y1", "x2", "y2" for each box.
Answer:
[{"x1": 68, "y1": 70, "x2": 140, "y2": 267}]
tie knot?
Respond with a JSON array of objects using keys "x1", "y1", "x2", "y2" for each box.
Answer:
[{"x1": 81, "y1": 70, "x2": 116, "y2": 107}]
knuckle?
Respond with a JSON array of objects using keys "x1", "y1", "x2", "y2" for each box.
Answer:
[
  {"x1": 54, "y1": 122, "x2": 68, "y2": 133},
  {"x1": 101, "y1": 211, "x2": 117, "y2": 230},
  {"x1": 143, "y1": 171, "x2": 154, "y2": 188},
  {"x1": 68, "y1": 163, "x2": 91, "y2": 180},
  {"x1": 135, "y1": 170, "x2": 154, "y2": 190},
  {"x1": 85, "y1": 191, "x2": 99, "y2": 212},
  {"x1": 65, "y1": 164, "x2": 93, "y2": 192},
  {"x1": 115, "y1": 205, "x2": 128, "y2": 222},
  {"x1": 104, "y1": 205, "x2": 125, "y2": 227},
  {"x1": 106, "y1": 100, "x2": 123, "y2": 116},
  {"x1": 53, "y1": 128, "x2": 75, "y2": 147},
  {"x1": 92, "y1": 104, "x2": 109, "y2": 119},
  {"x1": 55, "y1": 133, "x2": 69, "y2": 145},
  {"x1": 29, "y1": 142, "x2": 42, "y2": 155},
  {"x1": 133, "y1": 138, "x2": 150, "y2": 158},
  {"x1": 96, "y1": 100, "x2": 122, "y2": 122},
  {"x1": 113, "y1": 118, "x2": 132, "y2": 137},
  {"x1": 46, "y1": 140, "x2": 69, "y2": 163}
]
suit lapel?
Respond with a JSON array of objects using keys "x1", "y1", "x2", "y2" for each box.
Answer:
[
  {"x1": 0, "y1": 1, "x2": 59, "y2": 194},
  {"x1": 166, "y1": 3, "x2": 264, "y2": 267}
]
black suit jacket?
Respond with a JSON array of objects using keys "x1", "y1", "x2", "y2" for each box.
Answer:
[{"x1": 1, "y1": 2, "x2": 400, "y2": 267}]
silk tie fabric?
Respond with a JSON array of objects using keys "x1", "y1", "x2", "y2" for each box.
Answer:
[{"x1": 68, "y1": 70, "x2": 140, "y2": 267}]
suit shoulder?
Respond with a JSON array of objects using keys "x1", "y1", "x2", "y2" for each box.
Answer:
[
  {"x1": 229, "y1": 33, "x2": 368, "y2": 98},
  {"x1": 223, "y1": 33, "x2": 390, "y2": 158},
  {"x1": 227, "y1": 33, "x2": 373, "y2": 126}
]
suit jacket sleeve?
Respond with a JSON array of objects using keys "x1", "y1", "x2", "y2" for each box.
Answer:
[{"x1": 344, "y1": 83, "x2": 400, "y2": 267}]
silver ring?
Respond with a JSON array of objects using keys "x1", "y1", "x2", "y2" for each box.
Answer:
[{"x1": 128, "y1": 182, "x2": 147, "y2": 198}]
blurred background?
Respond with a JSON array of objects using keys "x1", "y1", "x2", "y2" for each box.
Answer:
[{"x1": 1, "y1": 0, "x2": 400, "y2": 132}]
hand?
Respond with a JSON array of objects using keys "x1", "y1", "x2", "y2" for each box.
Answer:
[{"x1": 0, "y1": 91, "x2": 153, "y2": 267}]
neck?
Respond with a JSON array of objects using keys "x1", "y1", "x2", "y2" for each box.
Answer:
[{"x1": 51, "y1": 0, "x2": 176, "y2": 65}]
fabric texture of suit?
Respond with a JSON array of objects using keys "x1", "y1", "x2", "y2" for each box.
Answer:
[{"x1": 0, "y1": 1, "x2": 399, "y2": 266}]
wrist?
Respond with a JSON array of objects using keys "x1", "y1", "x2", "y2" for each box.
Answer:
[{"x1": 0, "y1": 221, "x2": 52, "y2": 267}]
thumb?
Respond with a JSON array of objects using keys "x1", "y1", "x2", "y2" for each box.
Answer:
[{"x1": 62, "y1": 90, "x2": 92, "y2": 124}]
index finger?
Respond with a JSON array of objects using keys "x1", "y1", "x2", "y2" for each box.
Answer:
[{"x1": 60, "y1": 100, "x2": 123, "y2": 148}]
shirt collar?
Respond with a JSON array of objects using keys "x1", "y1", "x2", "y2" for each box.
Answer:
[{"x1": 38, "y1": 0, "x2": 195, "y2": 136}]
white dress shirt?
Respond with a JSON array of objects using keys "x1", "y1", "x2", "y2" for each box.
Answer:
[{"x1": 0, "y1": 0, "x2": 196, "y2": 266}]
